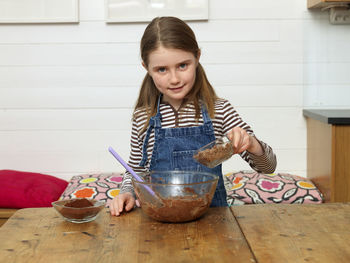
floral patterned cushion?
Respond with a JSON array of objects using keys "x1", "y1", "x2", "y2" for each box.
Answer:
[
  {"x1": 59, "y1": 173, "x2": 123, "y2": 207},
  {"x1": 224, "y1": 171, "x2": 324, "y2": 206}
]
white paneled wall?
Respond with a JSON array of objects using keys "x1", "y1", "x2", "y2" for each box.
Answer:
[
  {"x1": 303, "y1": 11, "x2": 350, "y2": 108},
  {"x1": 1, "y1": 0, "x2": 348, "y2": 180}
]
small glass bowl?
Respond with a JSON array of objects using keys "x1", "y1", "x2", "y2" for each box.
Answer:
[
  {"x1": 52, "y1": 198, "x2": 105, "y2": 223},
  {"x1": 193, "y1": 135, "x2": 234, "y2": 168}
]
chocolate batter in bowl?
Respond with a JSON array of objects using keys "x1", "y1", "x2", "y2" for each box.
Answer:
[
  {"x1": 132, "y1": 171, "x2": 218, "y2": 223},
  {"x1": 193, "y1": 135, "x2": 234, "y2": 168}
]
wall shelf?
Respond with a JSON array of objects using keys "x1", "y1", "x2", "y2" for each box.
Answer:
[{"x1": 308, "y1": 0, "x2": 350, "y2": 9}]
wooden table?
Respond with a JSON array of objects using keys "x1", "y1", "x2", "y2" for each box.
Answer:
[
  {"x1": 0, "y1": 207, "x2": 254, "y2": 263},
  {"x1": 1, "y1": 203, "x2": 349, "y2": 263},
  {"x1": 232, "y1": 203, "x2": 350, "y2": 263}
]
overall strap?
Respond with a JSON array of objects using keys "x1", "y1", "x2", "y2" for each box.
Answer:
[
  {"x1": 139, "y1": 95, "x2": 162, "y2": 167},
  {"x1": 201, "y1": 103, "x2": 212, "y2": 125}
]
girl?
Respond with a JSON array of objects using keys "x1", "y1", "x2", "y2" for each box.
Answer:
[{"x1": 110, "y1": 16, "x2": 277, "y2": 216}]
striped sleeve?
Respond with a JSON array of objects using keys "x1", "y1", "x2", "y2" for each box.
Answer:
[
  {"x1": 216, "y1": 98, "x2": 277, "y2": 174},
  {"x1": 120, "y1": 110, "x2": 148, "y2": 196},
  {"x1": 247, "y1": 138, "x2": 277, "y2": 174}
]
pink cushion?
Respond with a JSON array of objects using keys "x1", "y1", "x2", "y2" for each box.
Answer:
[
  {"x1": 0, "y1": 170, "x2": 68, "y2": 208},
  {"x1": 225, "y1": 171, "x2": 324, "y2": 205},
  {"x1": 59, "y1": 173, "x2": 123, "y2": 207}
]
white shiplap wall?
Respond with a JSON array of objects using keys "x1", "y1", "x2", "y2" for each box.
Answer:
[
  {"x1": 1, "y1": 0, "x2": 348, "y2": 181},
  {"x1": 303, "y1": 11, "x2": 350, "y2": 108}
]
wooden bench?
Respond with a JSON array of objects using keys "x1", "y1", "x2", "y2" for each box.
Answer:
[{"x1": 0, "y1": 209, "x2": 18, "y2": 227}]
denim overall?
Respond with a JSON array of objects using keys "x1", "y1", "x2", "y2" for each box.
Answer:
[{"x1": 139, "y1": 97, "x2": 228, "y2": 207}]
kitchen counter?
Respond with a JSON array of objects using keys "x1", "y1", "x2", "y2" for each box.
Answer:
[
  {"x1": 303, "y1": 109, "x2": 350, "y2": 125},
  {"x1": 303, "y1": 109, "x2": 350, "y2": 202}
]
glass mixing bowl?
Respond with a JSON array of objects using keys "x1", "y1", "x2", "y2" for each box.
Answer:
[{"x1": 132, "y1": 170, "x2": 218, "y2": 223}]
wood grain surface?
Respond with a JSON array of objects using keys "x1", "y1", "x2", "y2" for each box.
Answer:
[
  {"x1": 0, "y1": 208, "x2": 18, "y2": 227},
  {"x1": 332, "y1": 125, "x2": 350, "y2": 202},
  {"x1": 0, "y1": 207, "x2": 255, "y2": 263},
  {"x1": 232, "y1": 203, "x2": 350, "y2": 263},
  {"x1": 306, "y1": 117, "x2": 350, "y2": 202},
  {"x1": 306, "y1": 118, "x2": 332, "y2": 202}
]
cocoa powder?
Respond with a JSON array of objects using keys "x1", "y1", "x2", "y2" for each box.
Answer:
[{"x1": 65, "y1": 198, "x2": 94, "y2": 208}]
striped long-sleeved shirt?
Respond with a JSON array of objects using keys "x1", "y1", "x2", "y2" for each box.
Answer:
[{"x1": 120, "y1": 98, "x2": 277, "y2": 195}]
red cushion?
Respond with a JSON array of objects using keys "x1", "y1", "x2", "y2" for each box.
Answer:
[{"x1": 0, "y1": 170, "x2": 68, "y2": 208}]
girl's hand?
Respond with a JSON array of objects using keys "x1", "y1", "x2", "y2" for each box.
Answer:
[
  {"x1": 226, "y1": 127, "x2": 263, "y2": 156},
  {"x1": 109, "y1": 192, "x2": 140, "y2": 216}
]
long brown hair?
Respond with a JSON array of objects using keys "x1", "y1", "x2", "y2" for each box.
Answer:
[{"x1": 135, "y1": 16, "x2": 217, "y2": 131}]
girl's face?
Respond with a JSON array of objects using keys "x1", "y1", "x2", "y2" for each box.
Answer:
[{"x1": 145, "y1": 46, "x2": 199, "y2": 110}]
